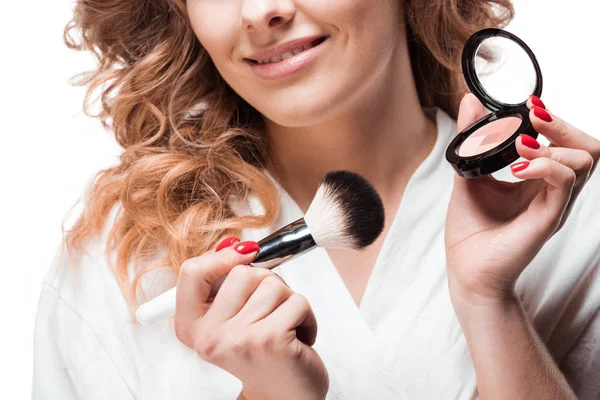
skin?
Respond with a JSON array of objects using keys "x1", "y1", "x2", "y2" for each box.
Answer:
[
  {"x1": 174, "y1": 242, "x2": 328, "y2": 400},
  {"x1": 178, "y1": 0, "x2": 600, "y2": 398}
]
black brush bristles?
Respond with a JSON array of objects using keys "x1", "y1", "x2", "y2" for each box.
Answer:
[{"x1": 304, "y1": 170, "x2": 385, "y2": 250}]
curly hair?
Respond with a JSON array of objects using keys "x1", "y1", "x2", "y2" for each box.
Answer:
[{"x1": 62, "y1": 0, "x2": 514, "y2": 316}]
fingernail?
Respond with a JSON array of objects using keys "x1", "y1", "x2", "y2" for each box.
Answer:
[
  {"x1": 511, "y1": 161, "x2": 530, "y2": 173},
  {"x1": 533, "y1": 106, "x2": 552, "y2": 123},
  {"x1": 234, "y1": 241, "x2": 259, "y2": 255},
  {"x1": 530, "y1": 95, "x2": 546, "y2": 110},
  {"x1": 215, "y1": 237, "x2": 240, "y2": 252},
  {"x1": 519, "y1": 134, "x2": 540, "y2": 150}
]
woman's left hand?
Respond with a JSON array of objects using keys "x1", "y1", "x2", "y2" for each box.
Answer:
[{"x1": 445, "y1": 93, "x2": 600, "y2": 309}]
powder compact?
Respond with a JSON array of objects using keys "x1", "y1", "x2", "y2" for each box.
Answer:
[{"x1": 446, "y1": 28, "x2": 543, "y2": 178}]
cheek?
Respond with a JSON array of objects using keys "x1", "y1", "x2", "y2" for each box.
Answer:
[
  {"x1": 346, "y1": 0, "x2": 401, "y2": 59},
  {"x1": 186, "y1": 1, "x2": 239, "y2": 61},
  {"x1": 321, "y1": 0, "x2": 402, "y2": 93},
  {"x1": 320, "y1": 0, "x2": 400, "y2": 36},
  {"x1": 310, "y1": 0, "x2": 401, "y2": 76}
]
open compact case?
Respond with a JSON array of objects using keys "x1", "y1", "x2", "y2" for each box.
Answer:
[{"x1": 446, "y1": 28, "x2": 543, "y2": 178}]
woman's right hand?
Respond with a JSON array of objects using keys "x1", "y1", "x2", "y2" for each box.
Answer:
[{"x1": 174, "y1": 238, "x2": 329, "y2": 400}]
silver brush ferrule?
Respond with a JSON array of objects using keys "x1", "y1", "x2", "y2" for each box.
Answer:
[{"x1": 250, "y1": 218, "x2": 317, "y2": 269}]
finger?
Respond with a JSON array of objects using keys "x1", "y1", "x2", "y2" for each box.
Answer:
[
  {"x1": 510, "y1": 157, "x2": 576, "y2": 218},
  {"x1": 206, "y1": 265, "x2": 274, "y2": 322},
  {"x1": 457, "y1": 92, "x2": 488, "y2": 132},
  {"x1": 529, "y1": 106, "x2": 600, "y2": 165},
  {"x1": 515, "y1": 134, "x2": 595, "y2": 187},
  {"x1": 236, "y1": 275, "x2": 293, "y2": 324},
  {"x1": 259, "y1": 293, "x2": 318, "y2": 346},
  {"x1": 526, "y1": 94, "x2": 547, "y2": 112},
  {"x1": 207, "y1": 237, "x2": 242, "y2": 296},
  {"x1": 175, "y1": 246, "x2": 258, "y2": 324},
  {"x1": 209, "y1": 264, "x2": 289, "y2": 300},
  {"x1": 213, "y1": 236, "x2": 240, "y2": 252}
]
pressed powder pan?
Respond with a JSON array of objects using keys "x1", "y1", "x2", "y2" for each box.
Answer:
[
  {"x1": 457, "y1": 116, "x2": 522, "y2": 157},
  {"x1": 446, "y1": 28, "x2": 543, "y2": 178}
]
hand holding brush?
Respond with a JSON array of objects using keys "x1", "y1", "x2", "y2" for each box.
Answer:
[
  {"x1": 136, "y1": 170, "x2": 384, "y2": 325},
  {"x1": 136, "y1": 170, "x2": 384, "y2": 400}
]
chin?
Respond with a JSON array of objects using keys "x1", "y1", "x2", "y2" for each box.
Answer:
[
  {"x1": 260, "y1": 103, "x2": 334, "y2": 127},
  {"x1": 255, "y1": 87, "x2": 347, "y2": 127}
]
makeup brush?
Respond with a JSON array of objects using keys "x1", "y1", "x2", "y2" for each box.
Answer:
[{"x1": 136, "y1": 170, "x2": 385, "y2": 326}]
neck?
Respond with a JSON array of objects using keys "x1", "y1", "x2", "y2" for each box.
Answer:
[{"x1": 264, "y1": 36, "x2": 437, "y2": 213}]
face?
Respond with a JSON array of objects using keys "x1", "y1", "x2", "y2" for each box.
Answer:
[{"x1": 187, "y1": 0, "x2": 404, "y2": 127}]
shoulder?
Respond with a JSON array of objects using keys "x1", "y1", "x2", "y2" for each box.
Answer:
[
  {"x1": 544, "y1": 165, "x2": 600, "y2": 274},
  {"x1": 35, "y1": 203, "x2": 186, "y2": 397},
  {"x1": 517, "y1": 167, "x2": 600, "y2": 363},
  {"x1": 42, "y1": 204, "x2": 132, "y2": 320},
  {"x1": 34, "y1": 204, "x2": 139, "y2": 397},
  {"x1": 518, "y1": 165, "x2": 600, "y2": 300},
  {"x1": 35, "y1": 203, "x2": 244, "y2": 398},
  {"x1": 40, "y1": 203, "x2": 175, "y2": 334}
]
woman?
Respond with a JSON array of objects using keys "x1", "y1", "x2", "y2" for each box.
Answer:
[{"x1": 33, "y1": 0, "x2": 600, "y2": 399}]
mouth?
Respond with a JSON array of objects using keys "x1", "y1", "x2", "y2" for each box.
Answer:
[{"x1": 246, "y1": 36, "x2": 329, "y2": 65}]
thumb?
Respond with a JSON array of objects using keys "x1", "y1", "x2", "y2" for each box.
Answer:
[{"x1": 457, "y1": 92, "x2": 487, "y2": 132}]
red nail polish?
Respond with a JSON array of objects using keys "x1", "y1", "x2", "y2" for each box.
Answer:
[
  {"x1": 533, "y1": 106, "x2": 552, "y2": 123},
  {"x1": 234, "y1": 241, "x2": 259, "y2": 255},
  {"x1": 519, "y1": 134, "x2": 540, "y2": 150},
  {"x1": 215, "y1": 237, "x2": 240, "y2": 252},
  {"x1": 511, "y1": 161, "x2": 530, "y2": 173},
  {"x1": 530, "y1": 95, "x2": 546, "y2": 110}
]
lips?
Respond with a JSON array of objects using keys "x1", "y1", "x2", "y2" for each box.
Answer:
[
  {"x1": 244, "y1": 35, "x2": 329, "y2": 80},
  {"x1": 245, "y1": 36, "x2": 329, "y2": 65}
]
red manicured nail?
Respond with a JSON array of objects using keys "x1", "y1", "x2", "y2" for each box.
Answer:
[
  {"x1": 519, "y1": 134, "x2": 540, "y2": 150},
  {"x1": 234, "y1": 241, "x2": 259, "y2": 255},
  {"x1": 215, "y1": 237, "x2": 240, "y2": 252},
  {"x1": 511, "y1": 161, "x2": 530, "y2": 173},
  {"x1": 533, "y1": 106, "x2": 552, "y2": 122},
  {"x1": 530, "y1": 95, "x2": 546, "y2": 110}
]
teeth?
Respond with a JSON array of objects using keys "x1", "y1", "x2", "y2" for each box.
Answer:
[{"x1": 255, "y1": 40, "x2": 318, "y2": 65}]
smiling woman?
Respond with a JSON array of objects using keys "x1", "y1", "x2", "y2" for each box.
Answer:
[
  {"x1": 58, "y1": 0, "x2": 512, "y2": 319},
  {"x1": 32, "y1": 0, "x2": 600, "y2": 399}
]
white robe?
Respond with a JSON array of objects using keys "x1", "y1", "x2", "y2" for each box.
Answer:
[{"x1": 33, "y1": 109, "x2": 600, "y2": 399}]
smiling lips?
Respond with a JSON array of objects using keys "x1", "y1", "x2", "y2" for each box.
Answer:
[
  {"x1": 248, "y1": 36, "x2": 328, "y2": 64},
  {"x1": 244, "y1": 35, "x2": 329, "y2": 80}
]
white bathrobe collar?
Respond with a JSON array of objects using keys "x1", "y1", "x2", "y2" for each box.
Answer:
[{"x1": 239, "y1": 108, "x2": 457, "y2": 399}]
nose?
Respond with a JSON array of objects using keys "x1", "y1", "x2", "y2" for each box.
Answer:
[{"x1": 240, "y1": 0, "x2": 296, "y2": 32}]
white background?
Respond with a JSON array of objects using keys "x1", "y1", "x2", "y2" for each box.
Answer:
[{"x1": 1, "y1": 0, "x2": 598, "y2": 398}]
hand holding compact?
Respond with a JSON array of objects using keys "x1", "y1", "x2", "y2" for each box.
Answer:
[
  {"x1": 174, "y1": 238, "x2": 329, "y2": 400},
  {"x1": 445, "y1": 93, "x2": 600, "y2": 308}
]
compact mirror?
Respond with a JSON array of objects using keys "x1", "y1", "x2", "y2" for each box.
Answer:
[
  {"x1": 447, "y1": 29, "x2": 545, "y2": 178},
  {"x1": 463, "y1": 29, "x2": 543, "y2": 111}
]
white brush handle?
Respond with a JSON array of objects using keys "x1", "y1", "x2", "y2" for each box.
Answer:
[{"x1": 136, "y1": 286, "x2": 177, "y2": 326}]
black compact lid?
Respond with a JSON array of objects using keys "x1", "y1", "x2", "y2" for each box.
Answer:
[{"x1": 463, "y1": 28, "x2": 543, "y2": 112}]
